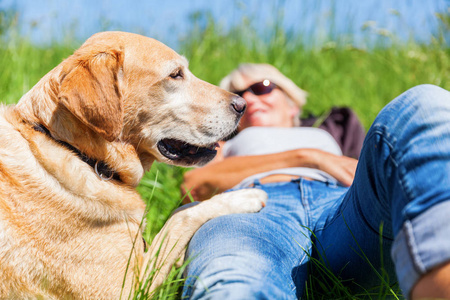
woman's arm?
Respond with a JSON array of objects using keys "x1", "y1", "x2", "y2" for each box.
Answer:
[{"x1": 182, "y1": 149, "x2": 357, "y2": 201}]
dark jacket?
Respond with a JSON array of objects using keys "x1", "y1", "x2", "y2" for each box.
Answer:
[{"x1": 301, "y1": 107, "x2": 366, "y2": 159}]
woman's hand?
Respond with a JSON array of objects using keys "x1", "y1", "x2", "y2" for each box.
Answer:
[{"x1": 305, "y1": 149, "x2": 358, "y2": 186}]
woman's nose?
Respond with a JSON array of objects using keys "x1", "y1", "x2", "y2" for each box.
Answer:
[{"x1": 242, "y1": 91, "x2": 260, "y2": 105}]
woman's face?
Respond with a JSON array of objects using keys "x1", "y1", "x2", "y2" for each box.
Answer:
[{"x1": 236, "y1": 76, "x2": 299, "y2": 131}]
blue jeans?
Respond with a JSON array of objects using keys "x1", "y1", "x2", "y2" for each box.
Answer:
[{"x1": 182, "y1": 85, "x2": 450, "y2": 299}]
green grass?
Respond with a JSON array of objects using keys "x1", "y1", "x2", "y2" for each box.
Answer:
[{"x1": 1, "y1": 5, "x2": 449, "y2": 299}]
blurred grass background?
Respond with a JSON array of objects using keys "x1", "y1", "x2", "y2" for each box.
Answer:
[{"x1": 0, "y1": 3, "x2": 449, "y2": 299}]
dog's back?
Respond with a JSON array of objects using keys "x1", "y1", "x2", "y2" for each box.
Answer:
[{"x1": 0, "y1": 107, "x2": 54, "y2": 298}]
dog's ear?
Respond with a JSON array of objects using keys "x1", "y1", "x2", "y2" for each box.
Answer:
[{"x1": 58, "y1": 48, "x2": 124, "y2": 142}]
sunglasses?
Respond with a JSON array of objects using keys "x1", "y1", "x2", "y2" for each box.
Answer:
[{"x1": 234, "y1": 80, "x2": 278, "y2": 97}]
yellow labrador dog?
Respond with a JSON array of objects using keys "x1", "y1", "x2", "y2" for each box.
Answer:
[{"x1": 0, "y1": 31, "x2": 266, "y2": 299}]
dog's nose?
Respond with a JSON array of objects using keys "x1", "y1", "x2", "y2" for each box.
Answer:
[{"x1": 230, "y1": 96, "x2": 247, "y2": 115}]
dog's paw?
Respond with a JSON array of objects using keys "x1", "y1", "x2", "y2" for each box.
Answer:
[{"x1": 210, "y1": 189, "x2": 267, "y2": 214}]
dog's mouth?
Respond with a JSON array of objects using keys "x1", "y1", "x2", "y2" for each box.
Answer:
[{"x1": 157, "y1": 138, "x2": 219, "y2": 166}]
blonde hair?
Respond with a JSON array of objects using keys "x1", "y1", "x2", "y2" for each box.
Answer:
[{"x1": 219, "y1": 63, "x2": 307, "y2": 126}]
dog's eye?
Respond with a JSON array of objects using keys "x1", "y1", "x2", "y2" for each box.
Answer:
[{"x1": 169, "y1": 69, "x2": 183, "y2": 79}]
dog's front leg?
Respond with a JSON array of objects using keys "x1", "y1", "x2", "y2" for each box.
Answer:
[{"x1": 140, "y1": 188, "x2": 267, "y2": 292}]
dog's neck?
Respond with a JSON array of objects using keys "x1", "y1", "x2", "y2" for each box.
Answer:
[
  {"x1": 14, "y1": 73, "x2": 146, "y2": 187},
  {"x1": 32, "y1": 123, "x2": 120, "y2": 182}
]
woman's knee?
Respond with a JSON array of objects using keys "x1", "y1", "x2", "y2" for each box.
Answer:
[
  {"x1": 405, "y1": 84, "x2": 450, "y2": 112},
  {"x1": 365, "y1": 84, "x2": 450, "y2": 151},
  {"x1": 376, "y1": 85, "x2": 450, "y2": 125}
]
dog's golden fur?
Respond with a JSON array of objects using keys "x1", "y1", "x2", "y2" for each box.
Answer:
[{"x1": 0, "y1": 31, "x2": 266, "y2": 299}]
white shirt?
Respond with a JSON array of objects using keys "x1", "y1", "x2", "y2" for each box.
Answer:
[{"x1": 222, "y1": 127, "x2": 342, "y2": 188}]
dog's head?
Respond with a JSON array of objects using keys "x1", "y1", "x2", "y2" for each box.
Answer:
[{"x1": 42, "y1": 32, "x2": 245, "y2": 169}]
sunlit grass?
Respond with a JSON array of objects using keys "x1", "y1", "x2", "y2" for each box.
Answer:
[{"x1": 1, "y1": 4, "x2": 449, "y2": 299}]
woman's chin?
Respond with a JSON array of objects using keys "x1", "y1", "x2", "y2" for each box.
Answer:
[{"x1": 245, "y1": 117, "x2": 270, "y2": 127}]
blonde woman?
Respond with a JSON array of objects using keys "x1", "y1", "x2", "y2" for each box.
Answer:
[{"x1": 182, "y1": 64, "x2": 450, "y2": 299}]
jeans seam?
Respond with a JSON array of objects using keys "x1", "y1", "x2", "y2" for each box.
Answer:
[
  {"x1": 373, "y1": 127, "x2": 422, "y2": 226},
  {"x1": 371, "y1": 127, "x2": 427, "y2": 274},
  {"x1": 290, "y1": 243, "x2": 312, "y2": 292},
  {"x1": 299, "y1": 179, "x2": 311, "y2": 230},
  {"x1": 371, "y1": 126, "x2": 414, "y2": 204},
  {"x1": 368, "y1": 126, "x2": 415, "y2": 206}
]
